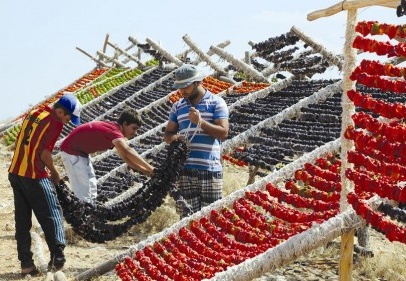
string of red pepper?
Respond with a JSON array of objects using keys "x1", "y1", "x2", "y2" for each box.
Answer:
[
  {"x1": 347, "y1": 90, "x2": 406, "y2": 119},
  {"x1": 115, "y1": 157, "x2": 341, "y2": 280},
  {"x1": 266, "y1": 183, "x2": 339, "y2": 212},
  {"x1": 355, "y1": 20, "x2": 406, "y2": 39},
  {"x1": 347, "y1": 150, "x2": 406, "y2": 181},
  {"x1": 344, "y1": 127, "x2": 406, "y2": 166},
  {"x1": 345, "y1": 20, "x2": 406, "y2": 245},
  {"x1": 351, "y1": 111, "x2": 406, "y2": 143},
  {"x1": 285, "y1": 180, "x2": 340, "y2": 203},
  {"x1": 347, "y1": 192, "x2": 406, "y2": 243},
  {"x1": 352, "y1": 36, "x2": 406, "y2": 58}
]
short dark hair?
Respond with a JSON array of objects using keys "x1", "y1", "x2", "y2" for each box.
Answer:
[
  {"x1": 117, "y1": 107, "x2": 143, "y2": 127},
  {"x1": 53, "y1": 101, "x2": 71, "y2": 115}
]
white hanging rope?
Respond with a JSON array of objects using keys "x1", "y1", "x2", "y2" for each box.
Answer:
[
  {"x1": 183, "y1": 109, "x2": 202, "y2": 143},
  {"x1": 91, "y1": 68, "x2": 172, "y2": 122}
]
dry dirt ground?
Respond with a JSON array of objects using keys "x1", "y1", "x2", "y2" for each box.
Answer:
[{"x1": 0, "y1": 142, "x2": 406, "y2": 281}]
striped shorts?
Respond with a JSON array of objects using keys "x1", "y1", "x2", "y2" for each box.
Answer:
[{"x1": 176, "y1": 169, "x2": 223, "y2": 218}]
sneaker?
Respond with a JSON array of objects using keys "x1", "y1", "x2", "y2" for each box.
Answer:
[
  {"x1": 21, "y1": 265, "x2": 40, "y2": 277},
  {"x1": 48, "y1": 247, "x2": 66, "y2": 271},
  {"x1": 48, "y1": 254, "x2": 65, "y2": 271},
  {"x1": 48, "y1": 258, "x2": 65, "y2": 271}
]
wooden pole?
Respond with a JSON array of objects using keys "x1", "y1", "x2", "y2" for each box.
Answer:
[
  {"x1": 96, "y1": 33, "x2": 110, "y2": 63},
  {"x1": 101, "y1": 34, "x2": 109, "y2": 58},
  {"x1": 192, "y1": 40, "x2": 230, "y2": 65},
  {"x1": 182, "y1": 34, "x2": 227, "y2": 76},
  {"x1": 102, "y1": 33, "x2": 109, "y2": 53},
  {"x1": 96, "y1": 50, "x2": 127, "y2": 68},
  {"x1": 145, "y1": 37, "x2": 183, "y2": 66},
  {"x1": 72, "y1": 252, "x2": 129, "y2": 280},
  {"x1": 96, "y1": 50, "x2": 114, "y2": 63},
  {"x1": 76, "y1": 47, "x2": 109, "y2": 67},
  {"x1": 106, "y1": 41, "x2": 146, "y2": 68},
  {"x1": 209, "y1": 45, "x2": 268, "y2": 82},
  {"x1": 244, "y1": 51, "x2": 251, "y2": 65},
  {"x1": 338, "y1": 8, "x2": 357, "y2": 281},
  {"x1": 128, "y1": 36, "x2": 140, "y2": 46},
  {"x1": 127, "y1": 36, "x2": 144, "y2": 61},
  {"x1": 307, "y1": 0, "x2": 398, "y2": 21},
  {"x1": 112, "y1": 59, "x2": 126, "y2": 68},
  {"x1": 339, "y1": 229, "x2": 356, "y2": 280},
  {"x1": 246, "y1": 165, "x2": 259, "y2": 185},
  {"x1": 290, "y1": 25, "x2": 343, "y2": 70},
  {"x1": 120, "y1": 43, "x2": 138, "y2": 64}
]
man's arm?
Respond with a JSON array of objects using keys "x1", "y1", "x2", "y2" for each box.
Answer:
[
  {"x1": 164, "y1": 120, "x2": 181, "y2": 144},
  {"x1": 188, "y1": 107, "x2": 229, "y2": 141},
  {"x1": 114, "y1": 138, "x2": 154, "y2": 176},
  {"x1": 200, "y1": 118, "x2": 229, "y2": 141},
  {"x1": 40, "y1": 149, "x2": 61, "y2": 185}
]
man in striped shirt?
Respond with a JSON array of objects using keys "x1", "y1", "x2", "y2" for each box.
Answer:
[
  {"x1": 164, "y1": 64, "x2": 229, "y2": 218},
  {"x1": 8, "y1": 93, "x2": 81, "y2": 276}
]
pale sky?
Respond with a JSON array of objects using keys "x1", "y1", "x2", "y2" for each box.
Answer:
[{"x1": 0, "y1": 0, "x2": 403, "y2": 122}]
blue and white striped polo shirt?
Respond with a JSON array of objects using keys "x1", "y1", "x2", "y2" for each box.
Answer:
[{"x1": 169, "y1": 91, "x2": 229, "y2": 171}]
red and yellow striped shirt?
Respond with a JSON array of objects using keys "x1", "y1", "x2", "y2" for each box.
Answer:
[{"x1": 8, "y1": 106, "x2": 63, "y2": 179}]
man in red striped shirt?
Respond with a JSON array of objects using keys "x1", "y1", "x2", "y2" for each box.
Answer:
[{"x1": 8, "y1": 93, "x2": 81, "y2": 276}]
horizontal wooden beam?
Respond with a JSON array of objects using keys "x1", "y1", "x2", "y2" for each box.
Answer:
[{"x1": 307, "y1": 0, "x2": 399, "y2": 21}]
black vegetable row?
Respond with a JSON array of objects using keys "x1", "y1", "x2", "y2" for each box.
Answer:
[{"x1": 55, "y1": 140, "x2": 190, "y2": 243}]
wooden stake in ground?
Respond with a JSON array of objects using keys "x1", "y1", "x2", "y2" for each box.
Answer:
[
  {"x1": 246, "y1": 165, "x2": 259, "y2": 185},
  {"x1": 339, "y1": 229, "x2": 356, "y2": 280}
]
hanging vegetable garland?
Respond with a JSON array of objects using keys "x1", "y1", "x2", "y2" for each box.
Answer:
[
  {"x1": 345, "y1": 20, "x2": 406, "y2": 244},
  {"x1": 55, "y1": 140, "x2": 191, "y2": 243}
]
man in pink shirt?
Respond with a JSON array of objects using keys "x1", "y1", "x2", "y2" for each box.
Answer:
[{"x1": 60, "y1": 108, "x2": 154, "y2": 204}]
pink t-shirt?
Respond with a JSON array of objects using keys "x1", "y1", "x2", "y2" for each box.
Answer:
[{"x1": 60, "y1": 121, "x2": 124, "y2": 157}]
